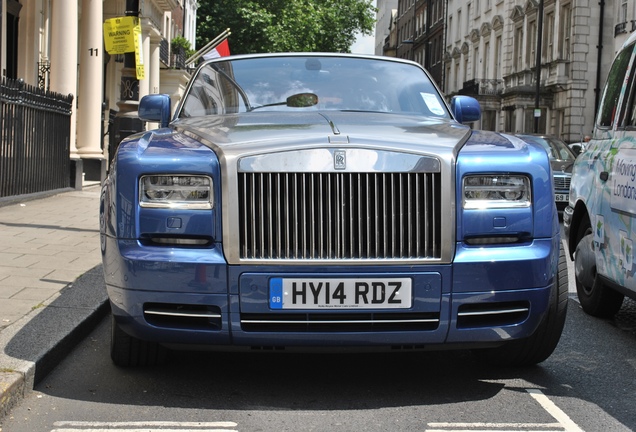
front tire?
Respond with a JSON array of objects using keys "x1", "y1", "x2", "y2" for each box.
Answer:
[
  {"x1": 474, "y1": 245, "x2": 569, "y2": 366},
  {"x1": 110, "y1": 315, "x2": 167, "y2": 367},
  {"x1": 574, "y1": 223, "x2": 624, "y2": 318}
]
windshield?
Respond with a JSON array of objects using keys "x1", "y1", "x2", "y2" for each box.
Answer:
[{"x1": 177, "y1": 55, "x2": 450, "y2": 119}]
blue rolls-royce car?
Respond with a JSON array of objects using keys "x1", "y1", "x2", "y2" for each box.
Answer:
[{"x1": 101, "y1": 53, "x2": 567, "y2": 366}]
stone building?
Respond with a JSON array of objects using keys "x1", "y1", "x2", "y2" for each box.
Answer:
[
  {"x1": 386, "y1": 0, "x2": 636, "y2": 143},
  {"x1": 614, "y1": 0, "x2": 636, "y2": 51},
  {"x1": 393, "y1": 0, "x2": 446, "y2": 87},
  {"x1": 1, "y1": 0, "x2": 197, "y2": 181},
  {"x1": 375, "y1": 0, "x2": 398, "y2": 56},
  {"x1": 444, "y1": 0, "x2": 616, "y2": 143}
]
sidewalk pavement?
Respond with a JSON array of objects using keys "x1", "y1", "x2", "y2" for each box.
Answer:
[{"x1": 0, "y1": 184, "x2": 109, "y2": 419}]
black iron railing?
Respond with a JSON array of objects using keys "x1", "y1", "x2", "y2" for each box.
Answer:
[{"x1": 0, "y1": 78, "x2": 74, "y2": 198}]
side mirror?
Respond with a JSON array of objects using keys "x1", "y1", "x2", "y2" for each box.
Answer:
[
  {"x1": 450, "y1": 95, "x2": 481, "y2": 124},
  {"x1": 139, "y1": 94, "x2": 171, "y2": 128}
]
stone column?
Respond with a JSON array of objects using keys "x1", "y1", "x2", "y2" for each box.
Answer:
[
  {"x1": 149, "y1": 39, "x2": 160, "y2": 95},
  {"x1": 50, "y1": 0, "x2": 78, "y2": 155},
  {"x1": 76, "y1": 0, "x2": 104, "y2": 158},
  {"x1": 146, "y1": 37, "x2": 162, "y2": 130}
]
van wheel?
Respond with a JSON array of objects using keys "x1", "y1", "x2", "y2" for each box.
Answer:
[
  {"x1": 110, "y1": 315, "x2": 167, "y2": 367},
  {"x1": 574, "y1": 224, "x2": 624, "y2": 318},
  {"x1": 473, "y1": 246, "x2": 569, "y2": 366}
]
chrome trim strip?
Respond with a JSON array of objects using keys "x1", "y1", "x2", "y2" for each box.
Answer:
[
  {"x1": 145, "y1": 310, "x2": 222, "y2": 319},
  {"x1": 241, "y1": 318, "x2": 440, "y2": 325},
  {"x1": 238, "y1": 149, "x2": 441, "y2": 173},
  {"x1": 457, "y1": 308, "x2": 529, "y2": 317}
]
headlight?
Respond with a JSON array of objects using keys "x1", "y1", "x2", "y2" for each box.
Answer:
[
  {"x1": 463, "y1": 175, "x2": 531, "y2": 209},
  {"x1": 140, "y1": 175, "x2": 213, "y2": 209}
]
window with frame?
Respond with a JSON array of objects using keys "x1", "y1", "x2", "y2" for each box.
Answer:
[
  {"x1": 454, "y1": 61, "x2": 460, "y2": 91},
  {"x1": 483, "y1": 41, "x2": 490, "y2": 79},
  {"x1": 495, "y1": 35, "x2": 502, "y2": 79},
  {"x1": 543, "y1": 10, "x2": 555, "y2": 62},
  {"x1": 514, "y1": 26, "x2": 524, "y2": 72},
  {"x1": 464, "y1": 56, "x2": 469, "y2": 84},
  {"x1": 467, "y1": 3, "x2": 472, "y2": 28},
  {"x1": 526, "y1": 18, "x2": 537, "y2": 67},
  {"x1": 558, "y1": 4, "x2": 571, "y2": 60}
]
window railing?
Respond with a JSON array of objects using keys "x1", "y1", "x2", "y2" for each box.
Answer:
[{"x1": 615, "y1": 22, "x2": 628, "y2": 36}]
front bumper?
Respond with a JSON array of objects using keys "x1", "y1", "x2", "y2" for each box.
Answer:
[{"x1": 104, "y1": 237, "x2": 557, "y2": 350}]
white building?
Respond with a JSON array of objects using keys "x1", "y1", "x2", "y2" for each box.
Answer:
[
  {"x1": 443, "y1": 0, "x2": 617, "y2": 143},
  {"x1": 1, "y1": 0, "x2": 197, "y2": 181},
  {"x1": 614, "y1": 0, "x2": 636, "y2": 51},
  {"x1": 375, "y1": 0, "x2": 399, "y2": 55}
]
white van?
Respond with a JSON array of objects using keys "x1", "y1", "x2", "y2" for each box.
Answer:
[{"x1": 565, "y1": 32, "x2": 636, "y2": 317}]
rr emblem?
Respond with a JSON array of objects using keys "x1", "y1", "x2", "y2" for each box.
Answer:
[{"x1": 334, "y1": 150, "x2": 346, "y2": 170}]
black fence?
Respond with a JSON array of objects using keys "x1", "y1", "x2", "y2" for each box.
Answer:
[{"x1": 0, "y1": 78, "x2": 74, "y2": 198}]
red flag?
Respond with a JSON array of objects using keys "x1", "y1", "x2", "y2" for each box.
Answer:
[{"x1": 204, "y1": 39, "x2": 230, "y2": 60}]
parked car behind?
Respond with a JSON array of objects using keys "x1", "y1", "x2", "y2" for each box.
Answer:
[
  {"x1": 101, "y1": 53, "x2": 567, "y2": 367},
  {"x1": 565, "y1": 31, "x2": 636, "y2": 318},
  {"x1": 516, "y1": 134, "x2": 577, "y2": 215}
]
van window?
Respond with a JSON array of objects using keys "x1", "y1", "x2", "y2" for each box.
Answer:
[
  {"x1": 598, "y1": 43, "x2": 635, "y2": 128},
  {"x1": 624, "y1": 61, "x2": 636, "y2": 128}
]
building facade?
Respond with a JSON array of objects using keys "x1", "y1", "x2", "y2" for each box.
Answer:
[
  {"x1": 386, "y1": 0, "x2": 636, "y2": 144},
  {"x1": 375, "y1": 0, "x2": 398, "y2": 55},
  {"x1": 444, "y1": 0, "x2": 617, "y2": 143},
  {"x1": 0, "y1": 0, "x2": 197, "y2": 181},
  {"x1": 394, "y1": 0, "x2": 446, "y2": 87},
  {"x1": 614, "y1": 0, "x2": 636, "y2": 50}
]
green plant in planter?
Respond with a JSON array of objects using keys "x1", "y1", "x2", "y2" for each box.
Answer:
[{"x1": 171, "y1": 36, "x2": 195, "y2": 58}]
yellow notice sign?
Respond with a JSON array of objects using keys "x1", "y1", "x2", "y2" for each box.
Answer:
[
  {"x1": 133, "y1": 24, "x2": 145, "y2": 80},
  {"x1": 103, "y1": 16, "x2": 137, "y2": 54}
]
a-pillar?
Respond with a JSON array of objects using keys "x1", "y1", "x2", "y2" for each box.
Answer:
[
  {"x1": 49, "y1": 0, "x2": 78, "y2": 155},
  {"x1": 76, "y1": 0, "x2": 106, "y2": 184}
]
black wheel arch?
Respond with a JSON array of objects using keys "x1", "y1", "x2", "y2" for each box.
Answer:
[{"x1": 567, "y1": 200, "x2": 591, "y2": 260}]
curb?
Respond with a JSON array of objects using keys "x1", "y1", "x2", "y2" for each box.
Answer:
[{"x1": 0, "y1": 266, "x2": 109, "y2": 420}]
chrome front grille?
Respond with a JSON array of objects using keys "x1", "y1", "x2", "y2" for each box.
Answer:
[
  {"x1": 238, "y1": 172, "x2": 441, "y2": 260},
  {"x1": 553, "y1": 175, "x2": 571, "y2": 190}
]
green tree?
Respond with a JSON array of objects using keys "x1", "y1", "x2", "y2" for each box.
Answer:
[{"x1": 196, "y1": 0, "x2": 376, "y2": 55}]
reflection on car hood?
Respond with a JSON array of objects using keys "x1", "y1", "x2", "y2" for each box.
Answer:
[{"x1": 172, "y1": 111, "x2": 471, "y2": 156}]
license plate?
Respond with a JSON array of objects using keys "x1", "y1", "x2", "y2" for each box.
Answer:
[
  {"x1": 269, "y1": 278, "x2": 412, "y2": 310},
  {"x1": 555, "y1": 193, "x2": 569, "y2": 202}
]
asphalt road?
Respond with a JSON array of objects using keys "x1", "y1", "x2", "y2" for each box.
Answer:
[
  {"x1": 2, "y1": 279, "x2": 636, "y2": 430},
  {"x1": 3, "y1": 234, "x2": 636, "y2": 432}
]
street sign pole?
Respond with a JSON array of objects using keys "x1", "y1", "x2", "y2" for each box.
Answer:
[{"x1": 109, "y1": 0, "x2": 144, "y2": 167}]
